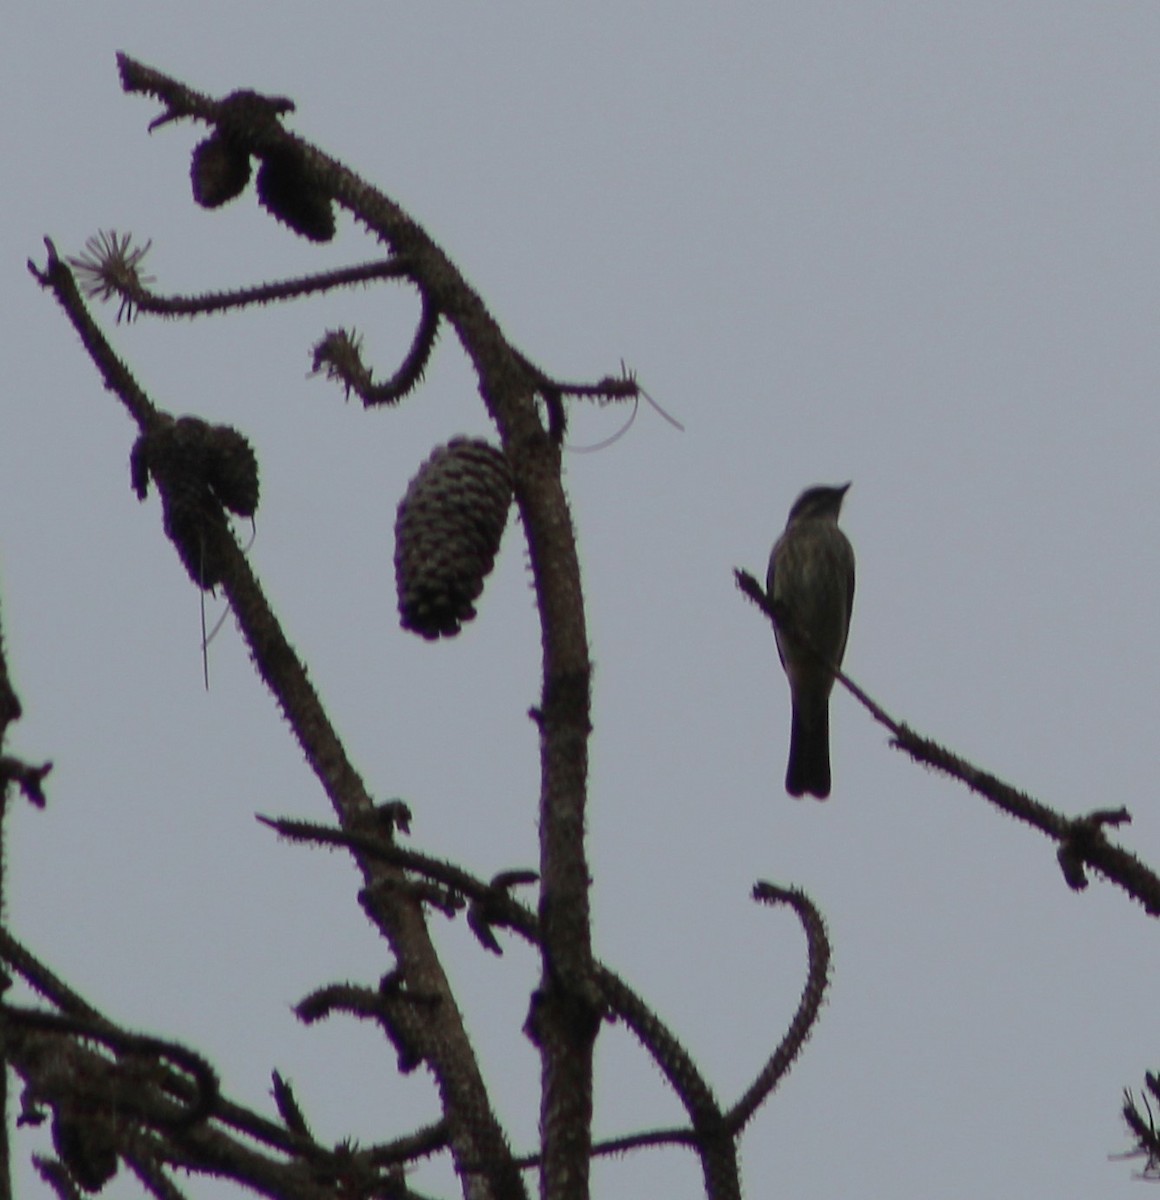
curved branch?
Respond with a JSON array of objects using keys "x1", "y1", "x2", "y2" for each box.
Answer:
[
  {"x1": 2, "y1": 1006, "x2": 219, "y2": 1129},
  {"x1": 310, "y1": 289, "x2": 440, "y2": 408},
  {"x1": 726, "y1": 884, "x2": 830, "y2": 1133}
]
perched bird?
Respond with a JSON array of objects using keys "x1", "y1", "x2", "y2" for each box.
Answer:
[{"x1": 767, "y1": 483, "x2": 855, "y2": 798}]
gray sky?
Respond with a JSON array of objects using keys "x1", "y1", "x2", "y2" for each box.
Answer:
[{"x1": 4, "y1": 3, "x2": 1160, "y2": 1197}]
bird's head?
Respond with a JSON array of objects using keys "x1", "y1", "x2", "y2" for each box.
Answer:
[{"x1": 787, "y1": 482, "x2": 851, "y2": 524}]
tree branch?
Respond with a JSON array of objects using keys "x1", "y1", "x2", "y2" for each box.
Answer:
[
  {"x1": 116, "y1": 54, "x2": 603, "y2": 1194},
  {"x1": 261, "y1": 816, "x2": 745, "y2": 1197},
  {"x1": 32, "y1": 246, "x2": 524, "y2": 1200},
  {"x1": 736, "y1": 567, "x2": 1160, "y2": 916},
  {"x1": 726, "y1": 884, "x2": 830, "y2": 1133}
]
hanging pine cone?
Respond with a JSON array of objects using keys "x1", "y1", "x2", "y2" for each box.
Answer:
[
  {"x1": 395, "y1": 438, "x2": 513, "y2": 639},
  {"x1": 202, "y1": 423, "x2": 260, "y2": 519},
  {"x1": 130, "y1": 416, "x2": 260, "y2": 589},
  {"x1": 52, "y1": 1099, "x2": 118, "y2": 1193},
  {"x1": 256, "y1": 145, "x2": 335, "y2": 242},
  {"x1": 190, "y1": 133, "x2": 251, "y2": 208}
]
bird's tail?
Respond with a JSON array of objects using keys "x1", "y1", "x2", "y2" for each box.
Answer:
[{"x1": 786, "y1": 694, "x2": 831, "y2": 799}]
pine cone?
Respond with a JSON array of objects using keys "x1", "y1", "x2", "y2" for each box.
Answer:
[
  {"x1": 131, "y1": 417, "x2": 260, "y2": 588},
  {"x1": 52, "y1": 1101, "x2": 118, "y2": 1193},
  {"x1": 395, "y1": 438, "x2": 513, "y2": 639},
  {"x1": 203, "y1": 424, "x2": 260, "y2": 518},
  {"x1": 256, "y1": 146, "x2": 335, "y2": 242},
  {"x1": 190, "y1": 134, "x2": 251, "y2": 208}
]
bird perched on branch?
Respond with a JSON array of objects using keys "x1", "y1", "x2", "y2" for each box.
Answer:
[{"x1": 767, "y1": 483, "x2": 855, "y2": 799}]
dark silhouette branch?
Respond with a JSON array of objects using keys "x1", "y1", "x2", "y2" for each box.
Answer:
[
  {"x1": 33, "y1": 1157, "x2": 80, "y2": 1199},
  {"x1": 260, "y1": 815, "x2": 746, "y2": 1198},
  {"x1": 69, "y1": 233, "x2": 414, "y2": 322},
  {"x1": 0, "y1": 929, "x2": 103, "y2": 1023},
  {"x1": 312, "y1": 290, "x2": 440, "y2": 407},
  {"x1": 31, "y1": 247, "x2": 525, "y2": 1200},
  {"x1": 0, "y1": 610, "x2": 22, "y2": 738},
  {"x1": 726, "y1": 884, "x2": 830, "y2": 1133},
  {"x1": 736, "y1": 566, "x2": 1160, "y2": 917},
  {"x1": 269, "y1": 1072, "x2": 310, "y2": 1140},
  {"x1": 0, "y1": 758, "x2": 50, "y2": 809},
  {"x1": 366, "y1": 1120, "x2": 451, "y2": 1169},
  {"x1": 1, "y1": 1006, "x2": 218, "y2": 1129},
  {"x1": 7, "y1": 1003, "x2": 445, "y2": 1199},
  {"x1": 295, "y1": 979, "x2": 438, "y2": 1076},
  {"x1": 1121, "y1": 1073, "x2": 1160, "y2": 1181},
  {"x1": 16, "y1": 52, "x2": 858, "y2": 1199},
  {"x1": 115, "y1": 52, "x2": 605, "y2": 1193},
  {"x1": 29, "y1": 240, "x2": 163, "y2": 433},
  {"x1": 123, "y1": 1148, "x2": 193, "y2": 1200},
  {"x1": 0, "y1": 594, "x2": 17, "y2": 1200}
]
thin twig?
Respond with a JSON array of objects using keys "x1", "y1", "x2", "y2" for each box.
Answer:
[{"x1": 69, "y1": 238, "x2": 413, "y2": 322}]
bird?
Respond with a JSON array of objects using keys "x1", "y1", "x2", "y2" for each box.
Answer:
[{"x1": 767, "y1": 483, "x2": 855, "y2": 799}]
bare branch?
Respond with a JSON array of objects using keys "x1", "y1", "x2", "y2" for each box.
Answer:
[
  {"x1": 727, "y1": 884, "x2": 830, "y2": 1133},
  {"x1": 312, "y1": 291, "x2": 440, "y2": 407},
  {"x1": 113, "y1": 57, "x2": 604, "y2": 1190},
  {"x1": 0, "y1": 928, "x2": 103, "y2": 1022},
  {"x1": 29, "y1": 240, "x2": 162, "y2": 432},
  {"x1": 2, "y1": 1005, "x2": 219, "y2": 1129},
  {"x1": 69, "y1": 234, "x2": 414, "y2": 322},
  {"x1": 0, "y1": 759, "x2": 51, "y2": 809},
  {"x1": 124, "y1": 1145, "x2": 193, "y2": 1200},
  {"x1": 34, "y1": 244, "x2": 525, "y2": 1200},
  {"x1": 737, "y1": 566, "x2": 1160, "y2": 917}
]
